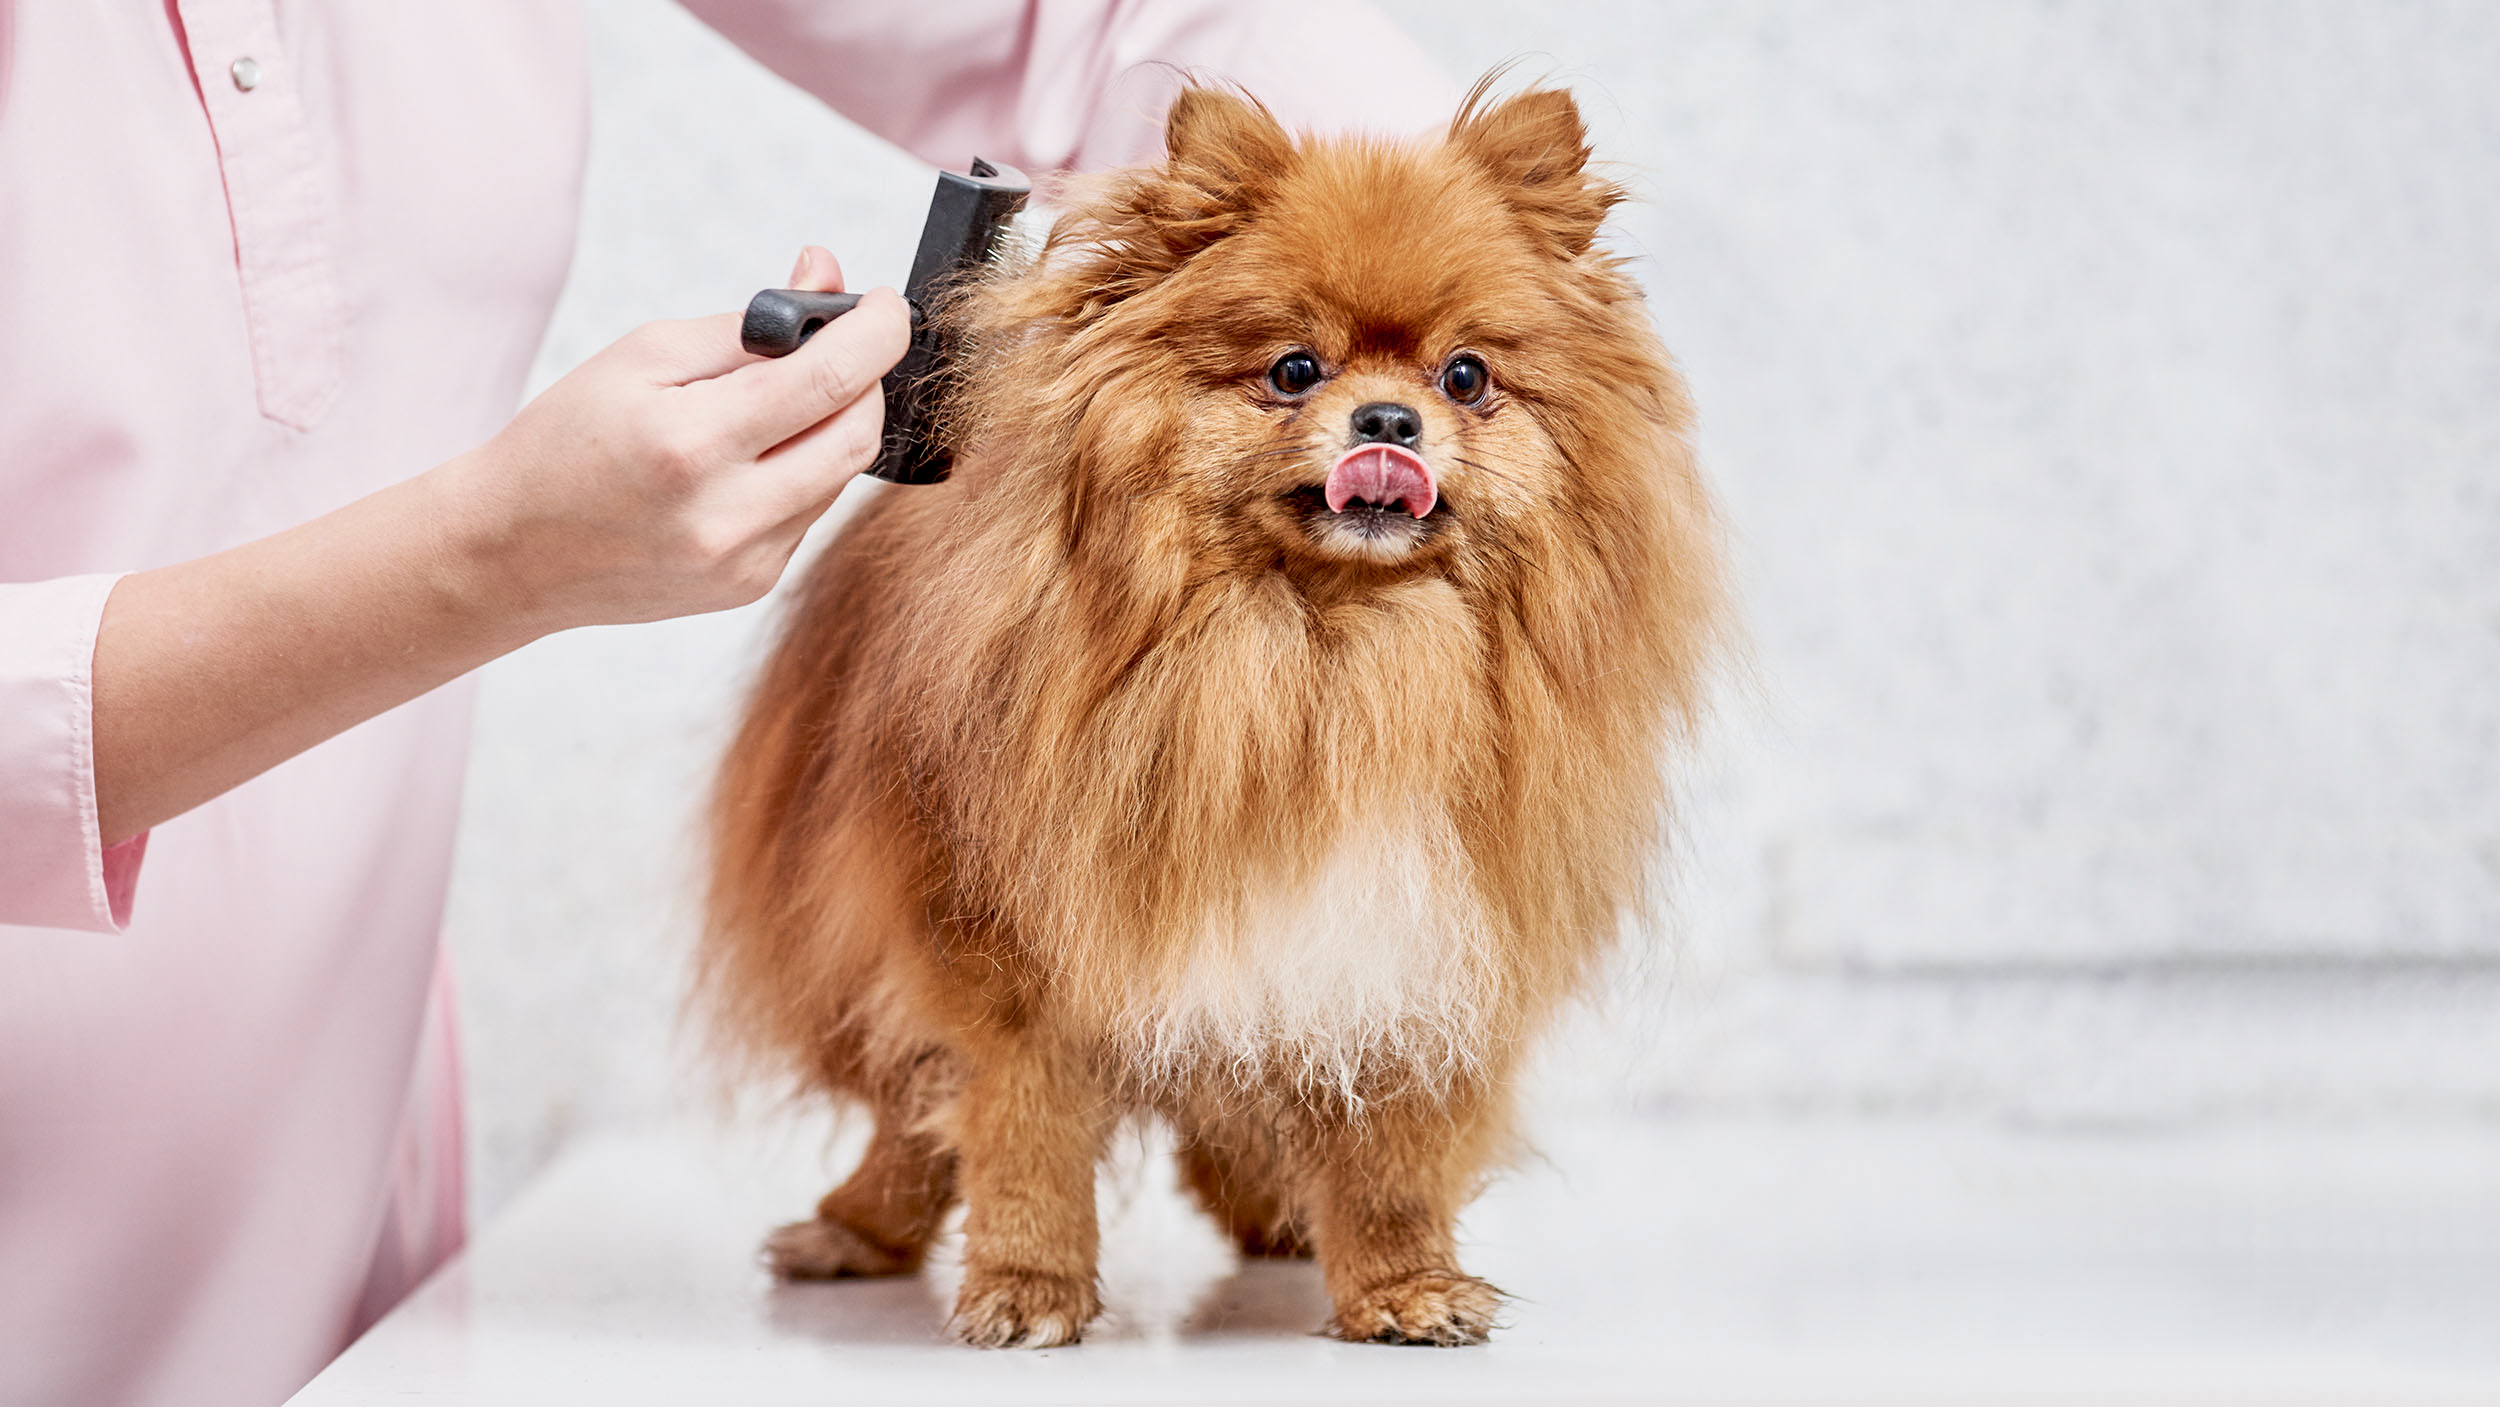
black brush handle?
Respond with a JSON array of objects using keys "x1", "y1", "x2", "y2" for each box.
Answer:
[{"x1": 739, "y1": 289, "x2": 865, "y2": 357}]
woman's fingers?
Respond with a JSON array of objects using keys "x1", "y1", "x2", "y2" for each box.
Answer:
[
  {"x1": 624, "y1": 313, "x2": 756, "y2": 387},
  {"x1": 706, "y1": 286, "x2": 910, "y2": 459},
  {"x1": 623, "y1": 247, "x2": 854, "y2": 389},
  {"x1": 750, "y1": 380, "x2": 887, "y2": 521},
  {"x1": 788, "y1": 245, "x2": 845, "y2": 293}
]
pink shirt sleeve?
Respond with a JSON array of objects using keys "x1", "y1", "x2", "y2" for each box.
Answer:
[
  {"x1": 0, "y1": 575, "x2": 148, "y2": 933},
  {"x1": 678, "y1": 0, "x2": 1462, "y2": 173}
]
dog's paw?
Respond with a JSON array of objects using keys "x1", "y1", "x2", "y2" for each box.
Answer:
[
  {"x1": 762, "y1": 1217, "x2": 917, "y2": 1280},
  {"x1": 1327, "y1": 1270, "x2": 1502, "y2": 1346},
  {"x1": 948, "y1": 1266, "x2": 1098, "y2": 1348}
]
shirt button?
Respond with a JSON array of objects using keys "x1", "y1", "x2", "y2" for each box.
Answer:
[{"x1": 229, "y1": 57, "x2": 262, "y2": 92}]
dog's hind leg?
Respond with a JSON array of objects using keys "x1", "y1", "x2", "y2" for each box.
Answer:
[
  {"x1": 1177, "y1": 1125, "x2": 1311, "y2": 1259},
  {"x1": 765, "y1": 1055, "x2": 961, "y2": 1279}
]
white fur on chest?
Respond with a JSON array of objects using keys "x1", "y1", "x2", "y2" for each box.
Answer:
[{"x1": 1114, "y1": 808, "x2": 1496, "y2": 1100}]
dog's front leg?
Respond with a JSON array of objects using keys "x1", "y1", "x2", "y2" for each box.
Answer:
[
  {"x1": 945, "y1": 1038, "x2": 1110, "y2": 1348},
  {"x1": 1308, "y1": 1092, "x2": 1505, "y2": 1346}
]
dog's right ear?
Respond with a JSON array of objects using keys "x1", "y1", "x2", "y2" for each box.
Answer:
[
  {"x1": 1031, "y1": 85, "x2": 1291, "y2": 320},
  {"x1": 1161, "y1": 85, "x2": 1293, "y2": 209}
]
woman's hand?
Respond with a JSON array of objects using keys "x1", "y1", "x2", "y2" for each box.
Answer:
[
  {"x1": 92, "y1": 248, "x2": 906, "y2": 845},
  {"x1": 438, "y1": 247, "x2": 910, "y2": 632}
]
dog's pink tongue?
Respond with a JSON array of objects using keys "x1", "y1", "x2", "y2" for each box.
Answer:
[{"x1": 1325, "y1": 445, "x2": 1438, "y2": 518}]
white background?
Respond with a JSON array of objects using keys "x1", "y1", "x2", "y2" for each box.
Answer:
[{"x1": 446, "y1": 0, "x2": 2500, "y2": 1221}]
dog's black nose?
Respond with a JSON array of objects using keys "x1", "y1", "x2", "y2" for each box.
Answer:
[{"x1": 1349, "y1": 402, "x2": 1423, "y2": 449}]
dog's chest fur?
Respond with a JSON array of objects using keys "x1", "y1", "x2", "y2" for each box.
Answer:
[{"x1": 1109, "y1": 806, "x2": 1497, "y2": 1100}]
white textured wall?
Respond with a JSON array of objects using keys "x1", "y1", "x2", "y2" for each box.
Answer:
[{"x1": 448, "y1": 0, "x2": 2500, "y2": 1221}]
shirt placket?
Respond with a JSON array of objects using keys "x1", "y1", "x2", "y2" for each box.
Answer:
[{"x1": 173, "y1": 0, "x2": 343, "y2": 431}]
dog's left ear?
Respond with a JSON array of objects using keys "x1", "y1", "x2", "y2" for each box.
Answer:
[{"x1": 1452, "y1": 85, "x2": 1614, "y2": 257}]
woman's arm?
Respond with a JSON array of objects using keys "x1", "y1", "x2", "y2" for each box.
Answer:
[
  {"x1": 676, "y1": 0, "x2": 1459, "y2": 175},
  {"x1": 91, "y1": 251, "x2": 905, "y2": 847}
]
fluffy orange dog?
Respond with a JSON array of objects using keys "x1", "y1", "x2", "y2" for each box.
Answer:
[{"x1": 703, "y1": 80, "x2": 1728, "y2": 1349}]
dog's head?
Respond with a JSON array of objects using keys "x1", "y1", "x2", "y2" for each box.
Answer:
[{"x1": 958, "y1": 80, "x2": 1690, "y2": 589}]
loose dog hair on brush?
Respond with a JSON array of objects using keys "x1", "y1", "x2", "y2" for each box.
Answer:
[{"x1": 701, "y1": 72, "x2": 1731, "y2": 1350}]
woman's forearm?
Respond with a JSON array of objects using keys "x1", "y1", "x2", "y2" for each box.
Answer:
[{"x1": 91, "y1": 467, "x2": 532, "y2": 845}]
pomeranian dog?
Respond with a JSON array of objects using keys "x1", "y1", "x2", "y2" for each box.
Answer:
[{"x1": 703, "y1": 78, "x2": 1728, "y2": 1349}]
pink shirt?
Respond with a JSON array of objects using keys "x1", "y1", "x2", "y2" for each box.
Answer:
[{"x1": 0, "y1": 3, "x2": 1450, "y2": 1404}]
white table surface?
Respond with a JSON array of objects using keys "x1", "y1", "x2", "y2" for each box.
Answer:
[{"x1": 290, "y1": 1113, "x2": 2500, "y2": 1405}]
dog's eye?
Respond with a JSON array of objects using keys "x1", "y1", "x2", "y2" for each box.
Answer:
[
  {"x1": 1440, "y1": 354, "x2": 1490, "y2": 405},
  {"x1": 1268, "y1": 351, "x2": 1323, "y2": 397}
]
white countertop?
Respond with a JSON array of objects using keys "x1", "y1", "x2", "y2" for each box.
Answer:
[{"x1": 291, "y1": 1114, "x2": 2500, "y2": 1405}]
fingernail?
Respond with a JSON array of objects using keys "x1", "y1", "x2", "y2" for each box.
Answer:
[{"x1": 787, "y1": 248, "x2": 812, "y2": 285}]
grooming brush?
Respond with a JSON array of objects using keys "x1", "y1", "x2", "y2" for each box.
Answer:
[{"x1": 740, "y1": 158, "x2": 1030, "y2": 484}]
